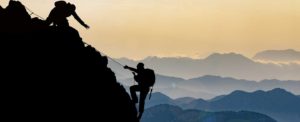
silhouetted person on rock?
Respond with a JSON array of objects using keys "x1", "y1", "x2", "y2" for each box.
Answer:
[
  {"x1": 124, "y1": 63, "x2": 156, "y2": 120},
  {"x1": 46, "y1": 1, "x2": 89, "y2": 29}
]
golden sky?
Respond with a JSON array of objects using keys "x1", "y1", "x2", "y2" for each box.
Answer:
[{"x1": 1, "y1": 0, "x2": 300, "y2": 59}]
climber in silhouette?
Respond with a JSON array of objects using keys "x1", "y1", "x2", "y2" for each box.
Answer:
[
  {"x1": 46, "y1": 1, "x2": 89, "y2": 29},
  {"x1": 124, "y1": 63, "x2": 155, "y2": 120}
]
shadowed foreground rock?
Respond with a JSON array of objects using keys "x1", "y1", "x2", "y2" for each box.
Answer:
[{"x1": 0, "y1": 1, "x2": 138, "y2": 121}]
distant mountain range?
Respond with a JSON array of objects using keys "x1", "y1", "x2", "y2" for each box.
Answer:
[
  {"x1": 179, "y1": 75, "x2": 300, "y2": 99},
  {"x1": 142, "y1": 104, "x2": 276, "y2": 122},
  {"x1": 145, "y1": 92, "x2": 174, "y2": 108},
  {"x1": 254, "y1": 49, "x2": 300, "y2": 62},
  {"x1": 147, "y1": 88, "x2": 300, "y2": 122},
  {"x1": 115, "y1": 52, "x2": 300, "y2": 80},
  {"x1": 123, "y1": 74, "x2": 300, "y2": 99},
  {"x1": 144, "y1": 92, "x2": 197, "y2": 108}
]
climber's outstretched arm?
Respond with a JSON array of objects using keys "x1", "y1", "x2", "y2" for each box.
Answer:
[
  {"x1": 124, "y1": 65, "x2": 138, "y2": 73},
  {"x1": 72, "y1": 12, "x2": 89, "y2": 29}
]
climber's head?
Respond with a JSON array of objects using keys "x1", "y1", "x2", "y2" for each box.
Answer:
[
  {"x1": 55, "y1": 1, "x2": 67, "y2": 8},
  {"x1": 137, "y1": 62, "x2": 144, "y2": 71}
]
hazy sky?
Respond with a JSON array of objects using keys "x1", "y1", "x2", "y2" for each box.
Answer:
[{"x1": 1, "y1": 0, "x2": 300, "y2": 59}]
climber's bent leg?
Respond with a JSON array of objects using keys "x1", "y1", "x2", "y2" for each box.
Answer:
[
  {"x1": 130, "y1": 85, "x2": 140, "y2": 103},
  {"x1": 138, "y1": 89, "x2": 149, "y2": 119}
]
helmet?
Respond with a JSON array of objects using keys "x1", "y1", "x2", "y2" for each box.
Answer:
[
  {"x1": 137, "y1": 63, "x2": 144, "y2": 69},
  {"x1": 55, "y1": 1, "x2": 67, "y2": 7}
]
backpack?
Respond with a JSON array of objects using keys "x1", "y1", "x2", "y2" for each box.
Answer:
[{"x1": 143, "y1": 69, "x2": 156, "y2": 87}]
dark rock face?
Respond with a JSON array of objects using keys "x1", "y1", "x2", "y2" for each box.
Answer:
[{"x1": 1, "y1": 1, "x2": 138, "y2": 121}]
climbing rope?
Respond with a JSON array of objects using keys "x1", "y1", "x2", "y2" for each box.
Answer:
[
  {"x1": 22, "y1": 3, "x2": 45, "y2": 20},
  {"x1": 83, "y1": 42, "x2": 139, "y2": 87},
  {"x1": 83, "y1": 42, "x2": 125, "y2": 67}
]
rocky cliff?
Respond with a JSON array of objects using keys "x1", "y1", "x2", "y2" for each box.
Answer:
[{"x1": 0, "y1": 1, "x2": 138, "y2": 121}]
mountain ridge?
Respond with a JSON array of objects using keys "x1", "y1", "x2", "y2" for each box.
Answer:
[
  {"x1": 254, "y1": 49, "x2": 300, "y2": 62},
  {"x1": 142, "y1": 104, "x2": 277, "y2": 122},
  {"x1": 136, "y1": 74, "x2": 300, "y2": 99},
  {"x1": 116, "y1": 52, "x2": 300, "y2": 80},
  {"x1": 147, "y1": 89, "x2": 300, "y2": 122},
  {"x1": 181, "y1": 88, "x2": 300, "y2": 122}
]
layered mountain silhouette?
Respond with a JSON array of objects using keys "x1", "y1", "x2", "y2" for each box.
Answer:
[
  {"x1": 254, "y1": 49, "x2": 300, "y2": 62},
  {"x1": 147, "y1": 89, "x2": 300, "y2": 122},
  {"x1": 116, "y1": 53, "x2": 300, "y2": 80},
  {"x1": 142, "y1": 104, "x2": 276, "y2": 122},
  {"x1": 144, "y1": 92, "x2": 199, "y2": 109},
  {"x1": 124, "y1": 74, "x2": 300, "y2": 99},
  {"x1": 179, "y1": 88, "x2": 300, "y2": 122},
  {"x1": 144, "y1": 92, "x2": 198, "y2": 109},
  {"x1": 1, "y1": 1, "x2": 138, "y2": 121},
  {"x1": 145, "y1": 92, "x2": 175, "y2": 108},
  {"x1": 173, "y1": 97, "x2": 196, "y2": 106},
  {"x1": 181, "y1": 75, "x2": 300, "y2": 99}
]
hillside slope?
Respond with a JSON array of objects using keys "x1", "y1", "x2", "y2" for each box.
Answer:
[{"x1": 1, "y1": 1, "x2": 138, "y2": 121}]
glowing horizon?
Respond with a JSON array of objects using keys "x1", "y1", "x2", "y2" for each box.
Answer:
[{"x1": 1, "y1": 0, "x2": 300, "y2": 60}]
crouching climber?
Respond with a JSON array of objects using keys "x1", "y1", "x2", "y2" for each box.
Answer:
[{"x1": 46, "y1": 1, "x2": 89, "y2": 29}]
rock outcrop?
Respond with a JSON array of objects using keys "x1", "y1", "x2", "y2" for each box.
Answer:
[{"x1": 0, "y1": 1, "x2": 138, "y2": 121}]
